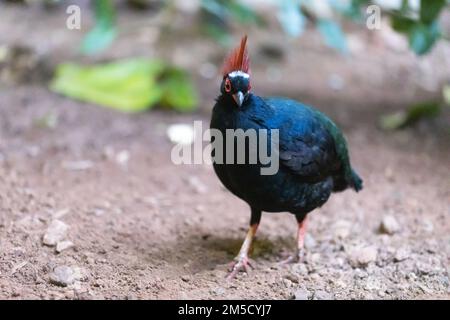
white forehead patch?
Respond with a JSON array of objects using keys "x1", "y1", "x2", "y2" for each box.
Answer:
[{"x1": 228, "y1": 71, "x2": 250, "y2": 78}]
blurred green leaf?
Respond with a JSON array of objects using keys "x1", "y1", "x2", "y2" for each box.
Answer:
[
  {"x1": 400, "y1": 0, "x2": 409, "y2": 13},
  {"x1": 337, "y1": 0, "x2": 370, "y2": 21},
  {"x1": 200, "y1": 0, "x2": 264, "y2": 42},
  {"x1": 50, "y1": 59, "x2": 165, "y2": 113},
  {"x1": 444, "y1": 85, "x2": 450, "y2": 106},
  {"x1": 201, "y1": 0, "x2": 227, "y2": 19},
  {"x1": 317, "y1": 19, "x2": 348, "y2": 54},
  {"x1": 277, "y1": 0, "x2": 306, "y2": 37},
  {"x1": 379, "y1": 102, "x2": 441, "y2": 130},
  {"x1": 202, "y1": 23, "x2": 232, "y2": 46},
  {"x1": 81, "y1": 25, "x2": 117, "y2": 55},
  {"x1": 50, "y1": 59, "x2": 198, "y2": 113},
  {"x1": 409, "y1": 21, "x2": 441, "y2": 55},
  {"x1": 160, "y1": 68, "x2": 198, "y2": 112},
  {"x1": 391, "y1": 15, "x2": 415, "y2": 33},
  {"x1": 420, "y1": 0, "x2": 446, "y2": 24},
  {"x1": 391, "y1": 15, "x2": 441, "y2": 55},
  {"x1": 81, "y1": 0, "x2": 117, "y2": 55},
  {"x1": 227, "y1": 0, "x2": 264, "y2": 25},
  {"x1": 201, "y1": 0, "x2": 263, "y2": 25}
]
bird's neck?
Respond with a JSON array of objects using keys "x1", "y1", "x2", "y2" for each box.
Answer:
[{"x1": 217, "y1": 92, "x2": 255, "y2": 111}]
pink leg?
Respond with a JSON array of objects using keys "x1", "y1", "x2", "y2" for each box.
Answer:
[
  {"x1": 227, "y1": 223, "x2": 258, "y2": 280},
  {"x1": 280, "y1": 218, "x2": 307, "y2": 264}
]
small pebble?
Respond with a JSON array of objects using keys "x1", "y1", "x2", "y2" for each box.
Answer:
[
  {"x1": 49, "y1": 266, "x2": 77, "y2": 287},
  {"x1": 379, "y1": 215, "x2": 400, "y2": 235},
  {"x1": 291, "y1": 263, "x2": 308, "y2": 276},
  {"x1": 294, "y1": 288, "x2": 309, "y2": 300},
  {"x1": 115, "y1": 150, "x2": 130, "y2": 167},
  {"x1": 422, "y1": 219, "x2": 434, "y2": 233},
  {"x1": 349, "y1": 246, "x2": 378, "y2": 268},
  {"x1": 56, "y1": 240, "x2": 74, "y2": 253},
  {"x1": 42, "y1": 220, "x2": 69, "y2": 246},
  {"x1": 314, "y1": 290, "x2": 334, "y2": 300},
  {"x1": 284, "y1": 273, "x2": 299, "y2": 284},
  {"x1": 212, "y1": 287, "x2": 225, "y2": 295},
  {"x1": 333, "y1": 220, "x2": 352, "y2": 239},
  {"x1": 304, "y1": 234, "x2": 316, "y2": 249}
]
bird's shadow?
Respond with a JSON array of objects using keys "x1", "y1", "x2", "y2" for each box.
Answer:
[
  {"x1": 167, "y1": 231, "x2": 295, "y2": 274},
  {"x1": 202, "y1": 235, "x2": 279, "y2": 257},
  {"x1": 117, "y1": 220, "x2": 296, "y2": 274}
]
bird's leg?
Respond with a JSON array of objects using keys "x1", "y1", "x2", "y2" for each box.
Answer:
[
  {"x1": 280, "y1": 216, "x2": 307, "y2": 264},
  {"x1": 227, "y1": 208, "x2": 261, "y2": 280}
]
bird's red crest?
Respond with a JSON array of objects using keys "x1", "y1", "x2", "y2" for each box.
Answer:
[{"x1": 222, "y1": 35, "x2": 250, "y2": 77}]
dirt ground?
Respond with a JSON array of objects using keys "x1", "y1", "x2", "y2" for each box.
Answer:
[{"x1": 0, "y1": 4, "x2": 449, "y2": 299}]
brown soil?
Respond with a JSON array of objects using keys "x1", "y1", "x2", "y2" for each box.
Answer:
[{"x1": 0, "y1": 3, "x2": 449, "y2": 299}]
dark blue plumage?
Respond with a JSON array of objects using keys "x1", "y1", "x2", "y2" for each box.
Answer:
[
  {"x1": 211, "y1": 36, "x2": 362, "y2": 278},
  {"x1": 211, "y1": 93, "x2": 362, "y2": 217}
]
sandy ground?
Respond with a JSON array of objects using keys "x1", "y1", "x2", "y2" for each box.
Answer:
[{"x1": 0, "y1": 4, "x2": 449, "y2": 299}]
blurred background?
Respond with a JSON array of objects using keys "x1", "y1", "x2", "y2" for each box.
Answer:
[
  {"x1": 0, "y1": 0, "x2": 449, "y2": 300},
  {"x1": 2, "y1": 0, "x2": 450, "y2": 118}
]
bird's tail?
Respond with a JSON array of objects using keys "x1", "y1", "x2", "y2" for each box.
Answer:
[
  {"x1": 350, "y1": 169, "x2": 363, "y2": 192},
  {"x1": 332, "y1": 168, "x2": 363, "y2": 193}
]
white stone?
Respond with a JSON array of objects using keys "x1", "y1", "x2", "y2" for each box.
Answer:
[
  {"x1": 379, "y1": 215, "x2": 400, "y2": 235},
  {"x1": 56, "y1": 240, "x2": 74, "y2": 253},
  {"x1": 43, "y1": 220, "x2": 69, "y2": 246}
]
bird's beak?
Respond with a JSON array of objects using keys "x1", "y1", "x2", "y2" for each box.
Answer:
[{"x1": 232, "y1": 91, "x2": 244, "y2": 108}]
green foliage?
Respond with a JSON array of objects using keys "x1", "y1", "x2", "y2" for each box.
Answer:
[
  {"x1": 226, "y1": 0, "x2": 264, "y2": 25},
  {"x1": 408, "y1": 21, "x2": 441, "y2": 55},
  {"x1": 391, "y1": 15, "x2": 441, "y2": 55},
  {"x1": 419, "y1": 0, "x2": 447, "y2": 24},
  {"x1": 275, "y1": 0, "x2": 349, "y2": 53},
  {"x1": 81, "y1": 0, "x2": 117, "y2": 55},
  {"x1": 390, "y1": 1, "x2": 447, "y2": 55},
  {"x1": 201, "y1": 0, "x2": 349, "y2": 53},
  {"x1": 379, "y1": 102, "x2": 441, "y2": 130},
  {"x1": 317, "y1": 19, "x2": 348, "y2": 54},
  {"x1": 159, "y1": 67, "x2": 199, "y2": 112},
  {"x1": 50, "y1": 59, "x2": 198, "y2": 113},
  {"x1": 346, "y1": 1, "x2": 448, "y2": 130},
  {"x1": 343, "y1": 0, "x2": 448, "y2": 56},
  {"x1": 444, "y1": 85, "x2": 450, "y2": 106},
  {"x1": 200, "y1": 0, "x2": 264, "y2": 44},
  {"x1": 277, "y1": 0, "x2": 306, "y2": 37},
  {"x1": 80, "y1": 0, "x2": 448, "y2": 57},
  {"x1": 337, "y1": 0, "x2": 370, "y2": 21},
  {"x1": 201, "y1": 0, "x2": 263, "y2": 26}
]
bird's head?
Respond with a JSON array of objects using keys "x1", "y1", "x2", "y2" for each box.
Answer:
[{"x1": 220, "y1": 35, "x2": 251, "y2": 108}]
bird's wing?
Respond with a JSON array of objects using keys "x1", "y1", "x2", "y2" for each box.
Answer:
[
  {"x1": 261, "y1": 98, "x2": 341, "y2": 181},
  {"x1": 279, "y1": 119, "x2": 340, "y2": 180}
]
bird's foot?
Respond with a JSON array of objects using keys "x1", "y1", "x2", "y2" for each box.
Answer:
[
  {"x1": 279, "y1": 249, "x2": 304, "y2": 265},
  {"x1": 226, "y1": 255, "x2": 254, "y2": 280}
]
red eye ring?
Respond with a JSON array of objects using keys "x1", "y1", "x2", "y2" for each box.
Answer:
[{"x1": 224, "y1": 78, "x2": 232, "y2": 93}]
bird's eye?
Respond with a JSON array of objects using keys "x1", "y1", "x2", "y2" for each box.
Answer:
[{"x1": 224, "y1": 78, "x2": 232, "y2": 93}]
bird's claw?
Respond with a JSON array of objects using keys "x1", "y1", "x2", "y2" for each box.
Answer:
[
  {"x1": 279, "y1": 249, "x2": 304, "y2": 265},
  {"x1": 226, "y1": 256, "x2": 254, "y2": 280}
]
